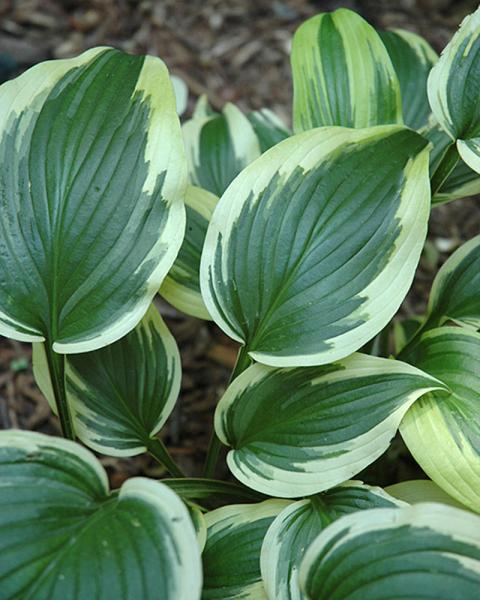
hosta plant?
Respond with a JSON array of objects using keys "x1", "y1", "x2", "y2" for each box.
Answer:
[{"x1": 0, "y1": 7, "x2": 480, "y2": 600}]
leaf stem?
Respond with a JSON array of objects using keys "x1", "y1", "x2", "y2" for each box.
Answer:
[
  {"x1": 430, "y1": 142, "x2": 459, "y2": 196},
  {"x1": 44, "y1": 343, "x2": 75, "y2": 440},
  {"x1": 203, "y1": 345, "x2": 252, "y2": 478},
  {"x1": 147, "y1": 437, "x2": 186, "y2": 478}
]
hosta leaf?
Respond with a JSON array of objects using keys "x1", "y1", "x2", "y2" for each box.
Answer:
[
  {"x1": 427, "y1": 235, "x2": 480, "y2": 329},
  {"x1": 202, "y1": 500, "x2": 290, "y2": 599},
  {"x1": 163, "y1": 478, "x2": 266, "y2": 505},
  {"x1": 67, "y1": 304, "x2": 180, "y2": 455},
  {"x1": 393, "y1": 315, "x2": 423, "y2": 355},
  {"x1": 214, "y1": 354, "x2": 443, "y2": 497},
  {"x1": 247, "y1": 109, "x2": 291, "y2": 152},
  {"x1": 423, "y1": 121, "x2": 480, "y2": 204},
  {"x1": 32, "y1": 340, "x2": 56, "y2": 414},
  {"x1": 0, "y1": 47, "x2": 186, "y2": 352},
  {"x1": 379, "y1": 28, "x2": 437, "y2": 130},
  {"x1": 400, "y1": 327, "x2": 480, "y2": 512},
  {"x1": 186, "y1": 501, "x2": 208, "y2": 552},
  {"x1": 33, "y1": 304, "x2": 181, "y2": 456},
  {"x1": 428, "y1": 7, "x2": 480, "y2": 173},
  {"x1": 427, "y1": 119, "x2": 456, "y2": 171},
  {"x1": 291, "y1": 8, "x2": 402, "y2": 132},
  {"x1": 386, "y1": 479, "x2": 466, "y2": 509},
  {"x1": 192, "y1": 94, "x2": 218, "y2": 120},
  {"x1": 0, "y1": 430, "x2": 202, "y2": 599},
  {"x1": 171, "y1": 74, "x2": 188, "y2": 116},
  {"x1": 260, "y1": 482, "x2": 402, "y2": 600},
  {"x1": 299, "y1": 503, "x2": 480, "y2": 599},
  {"x1": 183, "y1": 102, "x2": 260, "y2": 196},
  {"x1": 201, "y1": 126, "x2": 430, "y2": 367},
  {"x1": 160, "y1": 186, "x2": 218, "y2": 319},
  {"x1": 435, "y1": 157, "x2": 480, "y2": 202}
]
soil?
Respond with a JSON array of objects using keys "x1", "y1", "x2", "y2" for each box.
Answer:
[{"x1": 0, "y1": 0, "x2": 479, "y2": 489}]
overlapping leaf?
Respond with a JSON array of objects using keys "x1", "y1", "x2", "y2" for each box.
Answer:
[
  {"x1": 300, "y1": 503, "x2": 480, "y2": 599},
  {"x1": 380, "y1": 28, "x2": 437, "y2": 129},
  {"x1": 202, "y1": 500, "x2": 290, "y2": 599},
  {"x1": 386, "y1": 479, "x2": 466, "y2": 509},
  {"x1": 171, "y1": 74, "x2": 188, "y2": 115},
  {"x1": 260, "y1": 482, "x2": 402, "y2": 600},
  {"x1": 424, "y1": 121, "x2": 480, "y2": 204},
  {"x1": 247, "y1": 109, "x2": 291, "y2": 152},
  {"x1": 426, "y1": 235, "x2": 480, "y2": 330},
  {"x1": 291, "y1": 8, "x2": 402, "y2": 131},
  {"x1": 393, "y1": 315, "x2": 423, "y2": 355},
  {"x1": 183, "y1": 102, "x2": 260, "y2": 196},
  {"x1": 215, "y1": 354, "x2": 443, "y2": 497},
  {"x1": 160, "y1": 186, "x2": 218, "y2": 319},
  {"x1": 164, "y1": 478, "x2": 266, "y2": 505},
  {"x1": 0, "y1": 47, "x2": 186, "y2": 353},
  {"x1": 428, "y1": 7, "x2": 480, "y2": 173},
  {"x1": 0, "y1": 430, "x2": 202, "y2": 599},
  {"x1": 192, "y1": 94, "x2": 217, "y2": 120},
  {"x1": 375, "y1": 26, "x2": 480, "y2": 205},
  {"x1": 201, "y1": 126, "x2": 430, "y2": 367},
  {"x1": 186, "y1": 502, "x2": 208, "y2": 552},
  {"x1": 400, "y1": 327, "x2": 480, "y2": 512},
  {"x1": 33, "y1": 305, "x2": 181, "y2": 456}
]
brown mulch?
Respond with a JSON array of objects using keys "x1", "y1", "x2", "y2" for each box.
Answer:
[{"x1": 0, "y1": 0, "x2": 479, "y2": 489}]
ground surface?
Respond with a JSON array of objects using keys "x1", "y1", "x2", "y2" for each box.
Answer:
[{"x1": 0, "y1": 0, "x2": 479, "y2": 487}]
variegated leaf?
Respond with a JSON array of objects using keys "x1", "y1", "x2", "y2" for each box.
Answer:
[
  {"x1": 380, "y1": 28, "x2": 437, "y2": 130},
  {"x1": 160, "y1": 186, "x2": 218, "y2": 319},
  {"x1": 32, "y1": 340, "x2": 56, "y2": 414},
  {"x1": 435, "y1": 157, "x2": 480, "y2": 202},
  {"x1": 423, "y1": 120, "x2": 480, "y2": 204},
  {"x1": 300, "y1": 503, "x2": 480, "y2": 599},
  {"x1": 0, "y1": 430, "x2": 202, "y2": 599},
  {"x1": 200, "y1": 126, "x2": 430, "y2": 367},
  {"x1": 247, "y1": 108, "x2": 291, "y2": 152},
  {"x1": 428, "y1": 7, "x2": 480, "y2": 173},
  {"x1": 214, "y1": 354, "x2": 443, "y2": 497},
  {"x1": 183, "y1": 102, "x2": 260, "y2": 196},
  {"x1": 171, "y1": 74, "x2": 188, "y2": 116},
  {"x1": 386, "y1": 479, "x2": 467, "y2": 509},
  {"x1": 192, "y1": 94, "x2": 217, "y2": 119},
  {"x1": 163, "y1": 478, "x2": 266, "y2": 505},
  {"x1": 427, "y1": 235, "x2": 480, "y2": 330},
  {"x1": 393, "y1": 315, "x2": 423, "y2": 355},
  {"x1": 260, "y1": 482, "x2": 402, "y2": 600},
  {"x1": 33, "y1": 304, "x2": 181, "y2": 457},
  {"x1": 186, "y1": 501, "x2": 208, "y2": 552},
  {"x1": 400, "y1": 327, "x2": 480, "y2": 512},
  {"x1": 292, "y1": 8, "x2": 402, "y2": 132},
  {"x1": 202, "y1": 500, "x2": 290, "y2": 599},
  {"x1": 0, "y1": 47, "x2": 186, "y2": 353}
]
